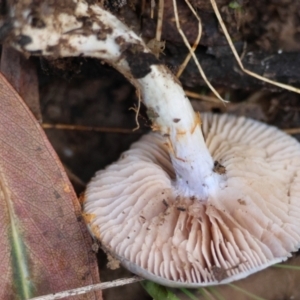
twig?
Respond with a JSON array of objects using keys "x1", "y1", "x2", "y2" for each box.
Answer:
[
  {"x1": 283, "y1": 128, "x2": 300, "y2": 135},
  {"x1": 176, "y1": 0, "x2": 202, "y2": 79},
  {"x1": 209, "y1": 0, "x2": 300, "y2": 94},
  {"x1": 42, "y1": 123, "x2": 142, "y2": 134},
  {"x1": 29, "y1": 277, "x2": 144, "y2": 300},
  {"x1": 184, "y1": 90, "x2": 220, "y2": 103},
  {"x1": 172, "y1": 0, "x2": 227, "y2": 104},
  {"x1": 148, "y1": 0, "x2": 165, "y2": 58},
  {"x1": 156, "y1": 0, "x2": 164, "y2": 42},
  {"x1": 151, "y1": 0, "x2": 155, "y2": 18}
]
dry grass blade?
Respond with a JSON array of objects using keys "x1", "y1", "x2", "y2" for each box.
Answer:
[
  {"x1": 273, "y1": 264, "x2": 300, "y2": 270},
  {"x1": 284, "y1": 128, "x2": 300, "y2": 135},
  {"x1": 209, "y1": 0, "x2": 300, "y2": 94},
  {"x1": 180, "y1": 288, "x2": 198, "y2": 300},
  {"x1": 29, "y1": 277, "x2": 144, "y2": 300},
  {"x1": 227, "y1": 284, "x2": 267, "y2": 300},
  {"x1": 156, "y1": 0, "x2": 164, "y2": 42},
  {"x1": 202, "y1": 288, "x2": 218, "y2": 300},
  {"x1": 185, "y1": 90, "x2": 220, "y2": 103},
  {"x1": 207, "y1": 287, "x2": 227, "y2": 300},
  {"x1": 172, "y1": 0, "x2": 227, "y2": 103},
  {"x1": 175, "y1": 0, "x2": 201, "y2": 78},
  {"x1": 148, "y1": 0, "x2": 165, "y2": 58},
  {"x1": 151, "y1": 0, "x2": 155, "y2": 18}
]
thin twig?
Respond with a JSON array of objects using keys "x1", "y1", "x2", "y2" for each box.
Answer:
[
  {"x1": 176, "y1": 0, "x2": 202, "y2": 79},
  {"x1": 283, "y1": 128, "x2": 300, "y2": 135},
  {"x1": 156, "y1": 0, "x2": 164, "y2": 42},
  {"x1": 42, "y1": 123, "x2": 142, "y2": 134},
  {"x1": 29, "y1": 277, "x2": 144, "y2": 300},
  {"x1": 150, "y1": 0, "x2": 155, "y2": 18},
  {"x1": 209, "y1": 0, "x2": 300, "y2": 94},
  {"x1": 172, "y1": 0, "x2": 227, "y2": 103},
  {"x1": 185, "y1": 90, "x2": 220, "y2": 103}
]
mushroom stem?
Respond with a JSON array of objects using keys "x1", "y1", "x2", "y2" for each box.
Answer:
[
  {"x1": 9, "y1": 0, "x2": 219, "y2": 198},
  {"x1": 139, "y1": 68, "x2": 218, "y2": 198}
]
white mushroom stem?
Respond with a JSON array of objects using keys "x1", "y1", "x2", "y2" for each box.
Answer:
[
  {"x1": 10, "y1": 0, "x2": 220, "y2": 198},
  {"x1": 139, "y1": 70, "x2": 218, "y2": 198}
]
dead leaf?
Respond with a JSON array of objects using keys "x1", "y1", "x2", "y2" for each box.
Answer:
[{"x1": 0, "y1": 72, "x2": 101, "y2": 299}]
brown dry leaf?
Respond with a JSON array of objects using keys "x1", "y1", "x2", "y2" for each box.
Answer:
[{"x1": 0, "y1": 72, "x2": 101, "y2": 299}]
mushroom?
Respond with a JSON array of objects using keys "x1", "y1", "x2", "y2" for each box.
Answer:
[
  {"x1": 84, "y1": 113, "x2": 300, "y2": 287},
  {"x1": 80, "y1": 4, "x2": 300, "y2": 288},
  {"x1": 7, "y1": 0, "x2": 300, "y2": 288}
]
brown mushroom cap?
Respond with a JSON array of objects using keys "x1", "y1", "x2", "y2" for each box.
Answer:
[{"x1": 83, "y1": 113, "x2": 300, "y2": 287}]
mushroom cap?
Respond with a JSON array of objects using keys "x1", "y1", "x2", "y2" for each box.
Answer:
[{"x1": 83, "y1": 113, "x2": 300, "y2": 287}]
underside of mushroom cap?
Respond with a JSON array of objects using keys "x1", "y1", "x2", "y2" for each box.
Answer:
[{"x1": 83, "y1": 113, "x2": 300, "y2": 287}]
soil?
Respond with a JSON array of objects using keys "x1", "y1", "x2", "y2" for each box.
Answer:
[{"x1": 28, "y1": 0, "x2": 300, "y2": 299}]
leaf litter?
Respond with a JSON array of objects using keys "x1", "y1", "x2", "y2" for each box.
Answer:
[{"x1": 0, "y1": 72, "x2": 101, "y2": 299}]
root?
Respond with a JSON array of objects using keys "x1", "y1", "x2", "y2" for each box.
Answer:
[
  {"x1": 129, "y1": 89, "x2": 142, "y2": 131},
  {"x1": 172, "y1": 0, "x2": 227, "y2": 104},
  {"x1": 210, "y1": 0, "x2": 300, "y2": 94}
]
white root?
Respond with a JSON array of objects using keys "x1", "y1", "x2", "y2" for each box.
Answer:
[{"x1": 9, "y1": 0, "x2": 221, "y2": 198}]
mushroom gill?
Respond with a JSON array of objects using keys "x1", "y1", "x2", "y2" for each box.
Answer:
[{"x1": 84, "y1": 113, "x2": 300, "y2": 287}]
